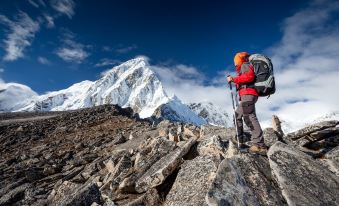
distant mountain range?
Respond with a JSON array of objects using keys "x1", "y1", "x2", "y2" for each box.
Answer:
[{"x1": 0, "y1": 57, "x2": 230, "y2": 127}]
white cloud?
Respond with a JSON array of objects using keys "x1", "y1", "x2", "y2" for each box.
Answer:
[
  {"x1": 116, "y1": 45, "x2": 138, "y2": 54},
  {"x1": 37, "y1": 56, "x2": 51, "y2": 65},
  {"x1": 43, "y1": 14, "x2": 55, "y2": 28},
  {"x1": 0, "y1": 68, "x2": 4, "y2": 73},
  {"x1": 95, "y1": 58, "x2": 121, "y2": 67},
  {"x1": 28, "y1": 0, "x2": 39, "y2": 8},
  {"x1": 56, "y1": 31, "x2": 89, "y2": 64},
  {"x1": 0, "y1": 12, "x2": 40, "y2": 61},
  {"x1": 28, "y1": 0, "x2": 46, "y2": 8},
  {"x1": 50, "y1": 0, "x2": 75, "y2": 19},
  {"x1": 152, "y1": 63, "x2": 232, "y2": 113}
]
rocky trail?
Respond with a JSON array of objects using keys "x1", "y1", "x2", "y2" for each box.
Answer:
[{"x1": 0, "y1": 105, "x2": 338, "y2": 206}]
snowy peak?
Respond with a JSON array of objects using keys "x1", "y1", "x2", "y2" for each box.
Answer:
[
  {"x1": 87, "y1": 57, "x2": 169, "y2": 118},
  {"x1": 188, "y1": 102, "x2": 231, "y2": 127},
  {"x1": 0, "y1": 83, "x2": 38, "y2": 112},
  {"x1": 153, "y1": 96, "x2": 207, "y2": 126},
  {"x1": 11, "y1": 57, "x2": 206, "y2": 125}
]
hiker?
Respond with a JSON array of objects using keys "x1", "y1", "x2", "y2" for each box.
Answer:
[{"x1": 227, "y1": 52, "x2": 267, "y2": 154}]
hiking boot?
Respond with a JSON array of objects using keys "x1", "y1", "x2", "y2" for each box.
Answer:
[{"x1": 249, "y1": 145, "x2": 268, "y2": 155}]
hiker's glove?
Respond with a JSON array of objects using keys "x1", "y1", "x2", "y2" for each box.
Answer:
[{"x1": 227, "y1": 76, "x2": 233, "y2": 82}]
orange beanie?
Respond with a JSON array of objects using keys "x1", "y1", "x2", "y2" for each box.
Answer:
[{"x1": 234, "y1": 52, "x2": 250, "y2": 66}]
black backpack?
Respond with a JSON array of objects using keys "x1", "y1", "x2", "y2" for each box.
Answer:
[{"x1": 249, "y1": 54, "x2": 276, "y2": 97}]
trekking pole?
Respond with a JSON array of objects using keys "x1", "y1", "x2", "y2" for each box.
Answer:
[{"x1": 228, "y1": 77, "x2": 241, "y2": 149}]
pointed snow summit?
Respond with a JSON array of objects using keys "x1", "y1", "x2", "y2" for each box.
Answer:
[{"x1": 14, "y1": 57, "x2": 205, "y2": 125}]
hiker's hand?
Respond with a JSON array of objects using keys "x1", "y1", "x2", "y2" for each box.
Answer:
[{"x1": 227, "y1": 76, "x2": 233, "y2": 82}]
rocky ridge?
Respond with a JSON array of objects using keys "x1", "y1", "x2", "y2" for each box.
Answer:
[{"x1": 0, "y1": 105, "x2": 338, "y2": 206}]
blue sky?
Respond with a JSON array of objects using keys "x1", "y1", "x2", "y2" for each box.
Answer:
[
  {"x1": 1, "y1": 0, "x2": 339, "y2": 130},
  {"x1": 0, "y1": 0, "x2": 308, "y2": 93}
]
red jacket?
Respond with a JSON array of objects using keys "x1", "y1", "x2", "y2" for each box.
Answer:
[{"x1": 233, "y1": 62, "x2": 258, "y2": 96}]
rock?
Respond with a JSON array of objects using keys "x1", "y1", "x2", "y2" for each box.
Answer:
[
  {"x1": 318, "y1": 159, "x2": 339, "y2": 176},
  {"x1": 325, "y1": 146, "x2": 339, "y2": 160},
  {"x1": 49, "y1": 181, "x2": 103, "y2": 206},
  {"x1": 0, "y1": 183, "x2": 30, "y2": 205},
  {"x1": 119, "y1": 139, "x2": 176, "y2": 193},
  {"x1": 165, "y1": 155, "x2": 220, "y2": 206},
  {"x1": 104, "y1": 159, "x2": 115, "y2": 173},
  {"x1": 272, "y1": 115, "x2": 284, "y2": 137},
  {"x1": 43, "y1": 165, "x2": 56, "y2": 176},
  {"x1": 100, "y1": 154, "x2": 132, "y2": 193},
  {"x1": 263, "y1": 128, "x2": 282, "y2": 147},
  {"x1": 268, "y1": 142, "x2": 339, "y2": 206},
  {"x1": 167, "y1": 127, "x2": 179, "y2": 142},
  {"x1": 294, "y1": 127, "x2": 339, "y2": 147},
  {"x1": 310, "y1": 127, "x2": 339, "y2": 139},
  {"x1": 103, "y1": 198, "x2": 116, "y2": 206},
  {"x1": 157, "y1": 120, "x2": 172, "y2": 137},
  {"x1": 205, "y1": 158, "x2": 259, "y2": 206},
  {"x1": 285, "y1": 120, "x2": 339, "y2": 141},
  {"x1": 206, "y1": 154, "x2": 286, "y2": 206},
  {"x1": 134, "y1": 137, "x2": 176, "y2": 173},
  {"x1": 119, "y1": 188, "x2": 161, "y2": 206},
  {"x1": 135, "y1": 137, "x2": 197, "y2": 193},
  {"x1": 200, "y1": 125, "x2": 235, "y2": 141},
  {"x1": 305, "y1": 134, "x2": 339, "y2": 150},
  {"x1": 183, "y1": 125, "x2": 200, "y2": 138},
  {"x1": 196, "y1": 135, "x2": 228, "y2": 158},
  {"x1": 63, "y1": 166, "x2": 85, "y2": 181},
  {"x1": 113, "y1": 134, "x2": 127, "y2": 145}
]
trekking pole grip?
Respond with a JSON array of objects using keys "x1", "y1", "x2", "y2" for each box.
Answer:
[{"x1": 227, "y1": 75, "x2": 232, "y2": 90}]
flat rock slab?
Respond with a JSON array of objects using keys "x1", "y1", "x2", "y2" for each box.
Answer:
[
  {"x1": 206, "y1": 154, "x2": 286, "y2": 206},
  {"x1": 285, "y1": 120, "x2": 338, "y2": 141},
  {"x1": 165, "y1": 155, "x2": 220, "y2": 206},
  {"x1": 268, "y1": 142, "x2": 339, "y2": 206}
]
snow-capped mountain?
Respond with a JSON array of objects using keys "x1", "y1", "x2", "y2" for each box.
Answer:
[
  {"x1": 12, "y1": 57, "x2": 206, "y2": 125},
  {"x1": 0, "y1": 83, "x2": 38, "y2": 112},
  {"x1": 188, "y1": 102, "x2": 231, "y2": 127}
]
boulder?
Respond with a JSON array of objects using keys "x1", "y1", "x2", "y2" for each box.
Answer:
[
  {"x1": 165, "y1": 155, "x2": 220, "y2": 206},
  {"x1": 206, "y1": 154, "x2": 286, "y2": 206},
  {"x1": 135, "y1": 137, "x2": 197, "y2": 193},
  {"x1": 268, "y1": 142, "x2": 339, "y2": 206},
  {"x1": 206, "y1": 158, "x2": 258, "y2": 206}
]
